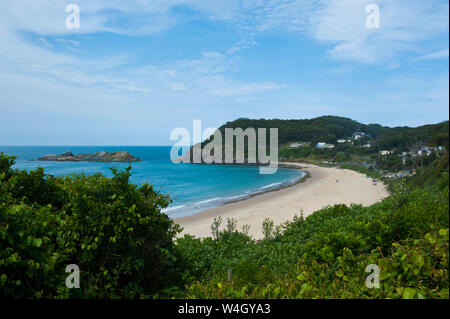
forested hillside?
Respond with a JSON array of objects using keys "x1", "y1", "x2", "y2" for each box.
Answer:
[
  {"x1": 194, "y1": 116, "x2": 448, "y2": 172},
  {"x1": 216, "y1": 116, "x2": 449, "y2": 151}
]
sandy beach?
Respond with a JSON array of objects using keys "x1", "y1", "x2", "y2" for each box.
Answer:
[{"x1": 175, "y1": 163, "x2": 389, "y2": 240}]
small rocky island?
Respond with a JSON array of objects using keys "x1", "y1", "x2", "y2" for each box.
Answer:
[{"x1": 36, "y1": 151, "x2": 142, "y2": 162}]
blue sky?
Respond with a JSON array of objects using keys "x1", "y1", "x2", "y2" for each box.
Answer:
[{"x1": 0, "y1": 0, "x2": 448, "y2": 145}]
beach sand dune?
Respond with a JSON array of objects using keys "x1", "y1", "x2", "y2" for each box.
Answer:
[{"x1": 175, "y1": 163, "x2": 389, "y2": 240}]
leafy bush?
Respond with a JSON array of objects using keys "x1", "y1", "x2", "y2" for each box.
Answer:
[
  {"x1": 1, "y1": 151, "x2": 448, "y2": 299},
  {"x1": 184, "y1": 228, "x2": 448, "y2": 299},
  {"x1": 0, "y1": 154, "x2": 181, "y2": 298},
  {"x1": 180, "y1": 159, "x2": 449, "y2": 299}
]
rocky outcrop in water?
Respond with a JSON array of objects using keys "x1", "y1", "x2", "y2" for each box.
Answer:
[{"x1": 36, "y1": 151, "x2": 142, "y2": 162}]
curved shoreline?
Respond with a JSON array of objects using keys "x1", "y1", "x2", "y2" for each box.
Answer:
[
  {"x1": 175, "y1": 162, "x2": 389, "y2": 240},
  {"x1": 163, "y1": 165, "x2": 307, "y2": 218}
]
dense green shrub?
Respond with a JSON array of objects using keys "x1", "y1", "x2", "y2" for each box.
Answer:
[
  {"x1": 185, "y1": 228, "x2": 448, "y2": 299},
  {"x1": 179, "y1": 159, "x2": 449, "y2": 299},
  {"x1": 1, "y1": 151, "x2": 448, "y2": 299},
  {"x1": 0, "y1": 153, "x2": 181, "y2": 298}
]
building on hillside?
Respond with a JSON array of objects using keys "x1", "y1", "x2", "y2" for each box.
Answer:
[
  {"x1": 315, "y1": 142, "x2": 335, "y2": 149},
  {"x1": 290, "y1": 142, "x2": 309, "y2": 148},
  {"x1": 337, "y1": 139, "x2": 347, "y2": 144},
  {"x1": 400, "y1": 155, "x2": 408, "y2": 165},
  {"x1": 396, "y1": 170, "x2": 414, "y2": 178},
  {"x1": 424, "y1": 146, "x2": 437, "y2": 155},
  {"x1": 379, "y1": 150, "x2": 392, "y2": 156},
  {"x1": 384, "y1": 170, "x2": 415, "y2": 179},
  {"x1": 410, "y1": 146, "x2": 441, "y2": 157},
  {"x1": 352, "y1": 131, "x2": 366, "y2": 140},
  {"x1": 362, "y1": 143, "x2": 372, "y2": 148}
]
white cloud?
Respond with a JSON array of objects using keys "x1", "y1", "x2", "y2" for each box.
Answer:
[
  {"x1": 312, "y1": 0, "x2": 449, "y2": 63},
  {"x1": 0, "y1": 1, "x2": 447, "y2": 69},
  {"x1": 416, "y1": 48, "x2": 449, "y2": 60},
  {"x1": 0, "y1": 0, "x2": 448, "y2": 145},
  {"x1": 0, "y1": 26, "x2": 145, "y2": 93},
  {"x1": 0, "y1": 0, "x2": 292, "y2": 97},
  {"x1": 191, "y1": 0, "x2": 448, "y2": 64},
  {"x1": 128, "y1": 50, "x2": 283, "y2": 97},
  {"x1": 0, "y1": 0, "x2": 183, "y2": 36}
]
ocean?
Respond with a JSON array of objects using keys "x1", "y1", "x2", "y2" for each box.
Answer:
[{"x1": 0, "y1": 146, "x2": 304, "y2": 218}]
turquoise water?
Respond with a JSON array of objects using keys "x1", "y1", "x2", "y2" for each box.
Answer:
[{"x1": 0, "y1": 146, "x2": 304, "y2": 218}]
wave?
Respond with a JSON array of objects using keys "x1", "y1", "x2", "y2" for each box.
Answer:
[
  {"x1": 226, "y1": 194, "x2": 247, "y2": 200},
  {"x1": 194, "y1": 197, "x2": 223, "y2": 205},
  {"x1": 163, "y1": 169, "x2": 305, "y2": 218},
  {"x1": 258, "y1": 182, "x2": 283, "y2": 190},
  {"x1": 162, "y1": 204, "x2": 187, "y2": 212}
]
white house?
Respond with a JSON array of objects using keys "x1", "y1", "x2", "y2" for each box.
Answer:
[
  {"x1": 352, "y1": 131, "x2": 366, "y2": 140},
  {"x1": 412, "y1": 146, "x2": 438, "y2": 156},
  {"x1": 337, "y1": 139, "x2": 347, "y2": 144},
  {"x1": 379, "y1": 150, "x2": 392, "y2": 156},
  {"x1": 316, "y1": 142, "x2": 335, "y2": 149},
  {"x1": 290, "y1": 142, "x2": 308, "y2": 148}
]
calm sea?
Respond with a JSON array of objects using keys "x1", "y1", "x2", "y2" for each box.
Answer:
[{"x1": 0, "y1": 146, "x2": 304, "y2": 218}]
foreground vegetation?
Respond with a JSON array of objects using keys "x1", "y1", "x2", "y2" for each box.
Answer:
[
  {"x1": 178, "y1": 154, "x2": 448, "y2": 298},
  {"x1": 0, "y1": 152, "x2": 448, "y2": 298},
  {"x1": 0, "y1": 154, "x2": 181, "y2": 298}
]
